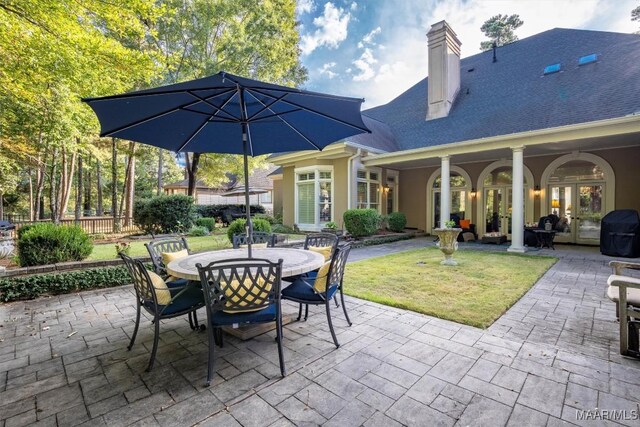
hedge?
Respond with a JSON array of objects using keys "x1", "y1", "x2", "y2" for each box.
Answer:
[
  {"x1": 194, "y1": 204, "x2": 265, "y2": 223},
  {"x1": 343, "y1": 209, "x2": 379, "y2": 237},
  {"x1": 227, "y1": 218, "x2": 272, "y2": 242},
  {"x1": 17, "y1": 223, "x2": 93, "y2": 267},
  {"x1": 0, "y1": 265, "x2": 137, "y2": 302},
  {"x1": 387, "y1": 212, "x2": 407, "y2": 232},
  {"x1": 195, "y1": 217, "x2": 217, "y2": 231},
  {"x1": 133, "y1": 194, "x2": 195, "y2": 235}
]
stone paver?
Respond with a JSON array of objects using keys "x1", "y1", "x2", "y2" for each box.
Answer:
[{"x1": 1, "y1": 239, "x2": 639, "y2": 426}]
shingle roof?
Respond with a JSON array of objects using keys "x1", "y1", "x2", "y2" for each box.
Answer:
[
  {"x1": 165, "y1": 165, "x2": 277, "y2": 190},
  {"x1": 359, "y1": 28, "x2": 640, "y2": 152}
]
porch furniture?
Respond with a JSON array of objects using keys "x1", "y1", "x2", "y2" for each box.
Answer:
[
  {"x1": 481, "y1": 234, "x2": 507, "y2": 245},
  {"x1": 534, "y1": 230, "x2": 556, "y2": 249},
  {"x1": 120, "y1": 254, "x2": 205, "y2": 371},
  {"x1": 600, "y1": 209, "x2": 640, "y2": 258},
  {"x1": 145, "y1": 237, "x2": 201, "y2": 330},
  {"x1": 607, "y1": 261, "x2": 640, "y2": 358},
  {"x1": 450, "y1": 213, "x2": 477, "y2": 241},
  {"x1": 196, "y1": 258, "x2": 286, "y2": 386},
  {"x1": 232, "y1": 232, "x2": 276, "y2": 249},
  {"x1": 281, "y1": 243, "x2": 353, "y2": 348}
]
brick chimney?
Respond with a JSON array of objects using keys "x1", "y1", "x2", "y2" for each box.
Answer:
[{"x1": 426, "y1": 21, "x2": 461, "y2": 120}]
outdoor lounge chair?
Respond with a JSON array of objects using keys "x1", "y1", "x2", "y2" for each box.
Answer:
[
  {"x1": 120, "y1": 254, "x2": 205, "y2": 371},
  {"x1": 607, "y1": 260, "x2": 640, "y2": 358},
  {"x1": 232, "y1": 232, "x2": 276, "y2": 248},
  {"x1": 196, "y1": 257, "x2": 285, "y2": 385},
  {"x1": 145, "y1": 237, "x2": 202, "y2": 330},
  {"x1": 281, "y1": 242, "x2": 352, "y2": 348}
]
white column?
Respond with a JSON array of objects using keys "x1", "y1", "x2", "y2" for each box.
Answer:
[
  {"x1": 508, "y1": 147, "x2": 526, "y2": 253},
  {"x1": 440, "y1": 156, "x2": 450, "y2": 229}
]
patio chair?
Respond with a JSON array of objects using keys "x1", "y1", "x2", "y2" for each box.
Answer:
[
  {"x1": 196, "y1": 257, "x2": 285, "y2": 386},
  {"x1": 607, "y1": 261, "x2": 640, "y2": 358},
  {"x1": 145, "y1": 237, "x2": 201, "y2": 330},
  {"x1": 281, "y1": 242, "x2": 353, "y2": 348},
  {"x1": 232, "y1": 232, "x2": 276, "y2": 249},
  {"x1": 120, "y1": 254, "x2": 205, "y2": 371}
]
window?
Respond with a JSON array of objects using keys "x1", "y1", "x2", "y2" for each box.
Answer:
[
  {"x1": 578, "y1": 53, "x2": 597, "y2": 66},
  {"x1": 543, "y1": 63, "x2": 561, "y2": 74},
  {"x1": 356, "y1": 170, "x2": 380, "y2": 210},
  {"x1": 296, "y1": 167, "x2": 333, "y2": 228},
  {"x1": 432, "y1": 171, "x2": 467, "y2": 228}
]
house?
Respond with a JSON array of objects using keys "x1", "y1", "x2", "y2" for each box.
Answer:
[
  {"x1": 164, "y1": 166, "x2": 276, "y2": 212},
  {"x1": 270, "y1": 21, "x2": 640, "y2": 249}
]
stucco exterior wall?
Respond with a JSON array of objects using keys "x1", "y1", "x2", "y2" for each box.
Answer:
[
  {"x1": 332, "y1": 157, "x2": 349, "y2": 229},
  {"x1": 398, "y1": 168, "x2": 432, "y2": 229},
  {"x1": 282, "y1": 166, "x2": 295, "y2": 226},
  {"x1": 272, "y1": 179, "x2": 283, "y2": 219}
]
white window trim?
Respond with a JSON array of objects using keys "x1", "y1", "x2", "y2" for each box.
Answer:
[
  {"x1": 356, "y1": 167, "x2": 382, "y2": 212},
  {"x1": 294, "y1": 165, "x2": 334, "y2": 231}
]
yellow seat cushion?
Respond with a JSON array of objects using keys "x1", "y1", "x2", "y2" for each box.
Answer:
[
  {"x1": 313, "y1": 262, "x2": 332, "y2": 293},
  {"x1": 239, "y1": 243, "x2": 269, "y2": 249},
  {"x1": 309, "y1": 245, "x2": 332, "y2": 261},
  {"x1": 147, "y1": 271, "x2": 172, "y2": 305},
  {"x1": 161, "y1": 249, "x2": 188, "y2": 266},
  {"x1": 222, "y1": 277, "x2": 273, "y2": 313}
]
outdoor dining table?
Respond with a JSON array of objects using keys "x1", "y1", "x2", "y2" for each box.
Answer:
[{"x1": 166, "y1": 247, "x2": 325, "y2": 340}]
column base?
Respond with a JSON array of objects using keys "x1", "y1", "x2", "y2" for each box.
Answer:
[{"x1": 507, "y1": 246, "x2": 527, "y2": 253}]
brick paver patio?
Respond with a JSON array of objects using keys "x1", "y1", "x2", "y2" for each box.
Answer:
[{"x1": 1, "y1": 238, "x2": 639, "y2": 426}]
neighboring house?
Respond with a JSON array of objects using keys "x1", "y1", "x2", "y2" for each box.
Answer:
[
  {"x1": 164, "y1": 166, "x2": 276, "y2": 212},
  {"x1": 270, "y1": 21, "x2": 640, "y2": 249}
]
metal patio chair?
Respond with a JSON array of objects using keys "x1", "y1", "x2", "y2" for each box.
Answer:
[
  {"x1": 232, "y1": 232, "x2": 276, "y2": 248},
  {"x1": 608, "y1": 260, "x2": 640, "y2": 358}
]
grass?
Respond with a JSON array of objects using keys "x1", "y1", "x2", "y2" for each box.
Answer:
[
  {"x1": 343, "y1": 247, "x2": 557, "y2": 328},
  {"x1": 87, "y1": 233, "x2": 306, "y2": 261}
]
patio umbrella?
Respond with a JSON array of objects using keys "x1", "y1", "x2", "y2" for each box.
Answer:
[{"x1": 83, "y1": 71, "x2": 370, "y2": 256}]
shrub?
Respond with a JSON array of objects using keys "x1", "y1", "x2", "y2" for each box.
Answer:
[
  {"x1": 195, "y1": 217, "x2": 217, "y2": 231},
  {"x1": 194, "y1": 204, "x2": 266, "y2": 223},
  {"x1": 0, "y1": 265, "x2": 134, "y2": 302},
  {"x1": 387, "y1": 212, "x2": 407, "y2": 232},
  {"x1": 17, "y1": 223, "x2": 93, "y2": 267},
  {"x1": 343, "y1": 209, "x2": 379, "y2": 237},
  {"x1": 16, "y1": 224, "x2": 35, "y2": 239},
  {"x1": 254, "y1": 213, "x2": 277, "y2": 224},
  {"x1": 133, "y1": 194, "x2": 195, "y2": 235},
  {"x1": 272, "y1": 224, "x2": 294, "y2": 234},
  {"x1": 227, "y1": 218, "x2": 272, "y2": 242},
  {"x1": 187, "y1": 225, "x2": 209, "y2": 236}
]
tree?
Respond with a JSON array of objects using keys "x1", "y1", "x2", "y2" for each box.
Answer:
[
  {"x1": 480, "y1": 14, "x2": 524, "y2": 51},
  {"x1": 633, "y1": 5, "x2": 640, "y2": 33}
]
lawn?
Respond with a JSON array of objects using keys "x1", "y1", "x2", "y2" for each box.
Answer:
[
  {"x1": 343, "y1": 247, "x2": 556, "y2": 328},
  {"x1": 88, "y1": 233, "x2": 305, "y2": 260}
]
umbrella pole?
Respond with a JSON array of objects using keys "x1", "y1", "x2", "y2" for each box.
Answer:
[{"x1": 242, "y1": 127, "x2": 253, "y2": 258}]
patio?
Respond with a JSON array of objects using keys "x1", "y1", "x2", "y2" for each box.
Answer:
[{"x1": 1, "y1": 239, "x2": 639, "y2": 426}]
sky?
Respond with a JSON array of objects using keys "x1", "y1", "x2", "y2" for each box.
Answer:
[{"x1": 296, "y1": 0, "x2": 639, "y2": 109}]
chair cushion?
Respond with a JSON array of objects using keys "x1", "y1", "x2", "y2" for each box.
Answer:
[
  {"x1": 161, "y1": 285, "x2": 204, "y2": 315},
  {"x1": 222, "y1": 278, "x2": 272, "y2": 313},
  {"x1": 239, "y1": 243, "x2": 269, "y2": 249},
  {"x1": 313, "y1": 262, "x2": 331, "y2": 293},
  {"x1": 161, "y1": 249, "x2": 188, "y2": 266},
  {"x1": 459, "y1": 219, "x2": 471, "y2": 229},
  {"x1": 282, "y1": 278, "x2": 338, "y2": 302},
  {"x1": 148, "y1": 271, "x2": 171, "y2": 305},
  {"x1": 211, "y1": 304, "x2": 276, "y2": 326},
  {"x1": 607, "y1": 276, "x2": 640, "y2": 305},
  {"x1": 309, "y1": 245, "x2": 332, "y2": 261}
]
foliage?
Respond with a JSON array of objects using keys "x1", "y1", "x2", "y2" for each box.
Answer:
[
  {"x1": 17, "y1": 223, "x2": 93, "y2": 266},
  {"x1": 349, "y1": 234, "x2": 414, "y2": 248},
  {"x1": 227, "y1": 218, "x2": 272, "y2": 242},
  {"x1": 271, "y1": 224, "x2": 294, "y2": 234},
  {"x1": 480, "y1": 14, "x2": 524, "y2": 51},
  {"x1": 387, "y1": 212, "x2": 407, "y2": 232},
  {"x1": 343, "y1": 248, "x2": 556, "y2": 328},
  {"x1": 343, "y1": 209, "x2": 379, "y2": 237},
  {"x1": 194, "y1": 204, "x2": 266, "y2": 224},
  {"x1": 0, "y1": 265, "x2": 135, "y2": 302},
  {"x1": 445, "y1": 220, "x2": 457, "y2": 229},
  {"x1": 115, "y1": 242, "x2": 131, "y2": 257},
  {"x1": 324, "y1": 221, "x2": 338, "y2": 230},
  {"x1": 254, "y1": 213, "x2": 277, "y2": 224},
  {"x1": 195, "y1": 217, "x2": 217, "y2": 231},
  {"x1": 133, "y1": 195, "x2": 195, "y2": 235},
  {"x1": 187, "y1": 225, "x2": 209, "y2": 236}
]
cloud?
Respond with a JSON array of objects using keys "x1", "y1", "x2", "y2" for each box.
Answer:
[
  {"x1": 296, "y1": 0, "x2": 315, "y2": 15},
  {"x1": 300, "y1": 2, "x2": 351, "y2": 55},
  {"x1": 351, "y1": 2, "x2": 358, "y2": 11},
  {"x1": 319, "y1": 62, "x2": 338, "y2": 79},
  {"x1": 352, "y1": 48, "x2": 378, "y2": 81}
]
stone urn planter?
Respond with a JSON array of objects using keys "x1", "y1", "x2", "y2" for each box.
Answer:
[{"x1": 434, "y1": 228, "x2": 462, "y2": 265}]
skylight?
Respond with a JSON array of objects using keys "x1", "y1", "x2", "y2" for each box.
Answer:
[
  {"x1": 543, "y1": 63, "x2": 561, "y2": 75},
  {"x1": 578, "y1": 53, "x2": 598, "y2": 65}
]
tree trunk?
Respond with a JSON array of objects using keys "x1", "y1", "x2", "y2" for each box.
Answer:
[
  {"x1": 0, "y1": 191, "x2": 4, "y2": 222},
  {"x1": 57, "y1": 144, "x2": 77, "y2": 222},
  {"x1": 75, "y1": 155, "x2": 83, "y2": 222},
  {"x1": 28, "y1": 169, "x2": 33, "y2": 221},
  {"x1": 96, "y1": 159, "x2": 103, "y2": 216},
  {"x1": 124, "y1": 142, "x2": 136, "y2": 226},
  {"x1": 84, "y1": 164, "x2": 92, "y2": 212},
  {"x1": 34, "y1": 146, "x2": 48, "y2": 220},
  {"x1": 111, "y1": 138, "x2": 120, "y2": 232},
  {"x1": 49, "y1": 147, "x2": 59, "y2": 222},
  {"x1": 157, "y1": 147, "x2": 163, "y2": 196},
  {"x1": 186, "y1": 152, "x2": 200, "y2": 198}
]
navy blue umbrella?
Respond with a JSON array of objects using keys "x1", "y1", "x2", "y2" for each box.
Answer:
[{"x1": 83, "y1": 71, "x2": 370, "y2": 256}]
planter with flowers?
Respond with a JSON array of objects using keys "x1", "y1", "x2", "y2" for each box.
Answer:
[{"x1": 433, "y1": 220, "x2": 462, "y2": 265}]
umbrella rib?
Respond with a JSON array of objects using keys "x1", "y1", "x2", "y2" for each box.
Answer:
[
  {"x1": 92, "y1": 88, "x2": 238, "y2": 137},
  {"x1": 245, "y1": 92, "x2": 290, "y2": 121},
  {"x1": 186, "y1": 90, "x2": 241, "y2": 121},
  {"x1": 175, "y1": 116, "x2": 212, "y2": 152},
  {"x1": 249, "y1": 88, "x2": 371, "y2": 133}
]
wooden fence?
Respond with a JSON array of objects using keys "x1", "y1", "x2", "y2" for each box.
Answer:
[{"x1": 2, "y1": 217, "x2": 139, "y2": 238}]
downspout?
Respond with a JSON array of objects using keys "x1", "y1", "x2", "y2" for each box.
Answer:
[{"x1": 347, "y1": 148, "x2": 362, "y2": 211}]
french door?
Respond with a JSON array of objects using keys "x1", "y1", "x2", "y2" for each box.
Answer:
[
  {"x1": 548, "y1": 183, "x2": 605, "y2": 244},
  {"x1": 484, "y1": 187, "x2": 512, "y2": 237}
]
